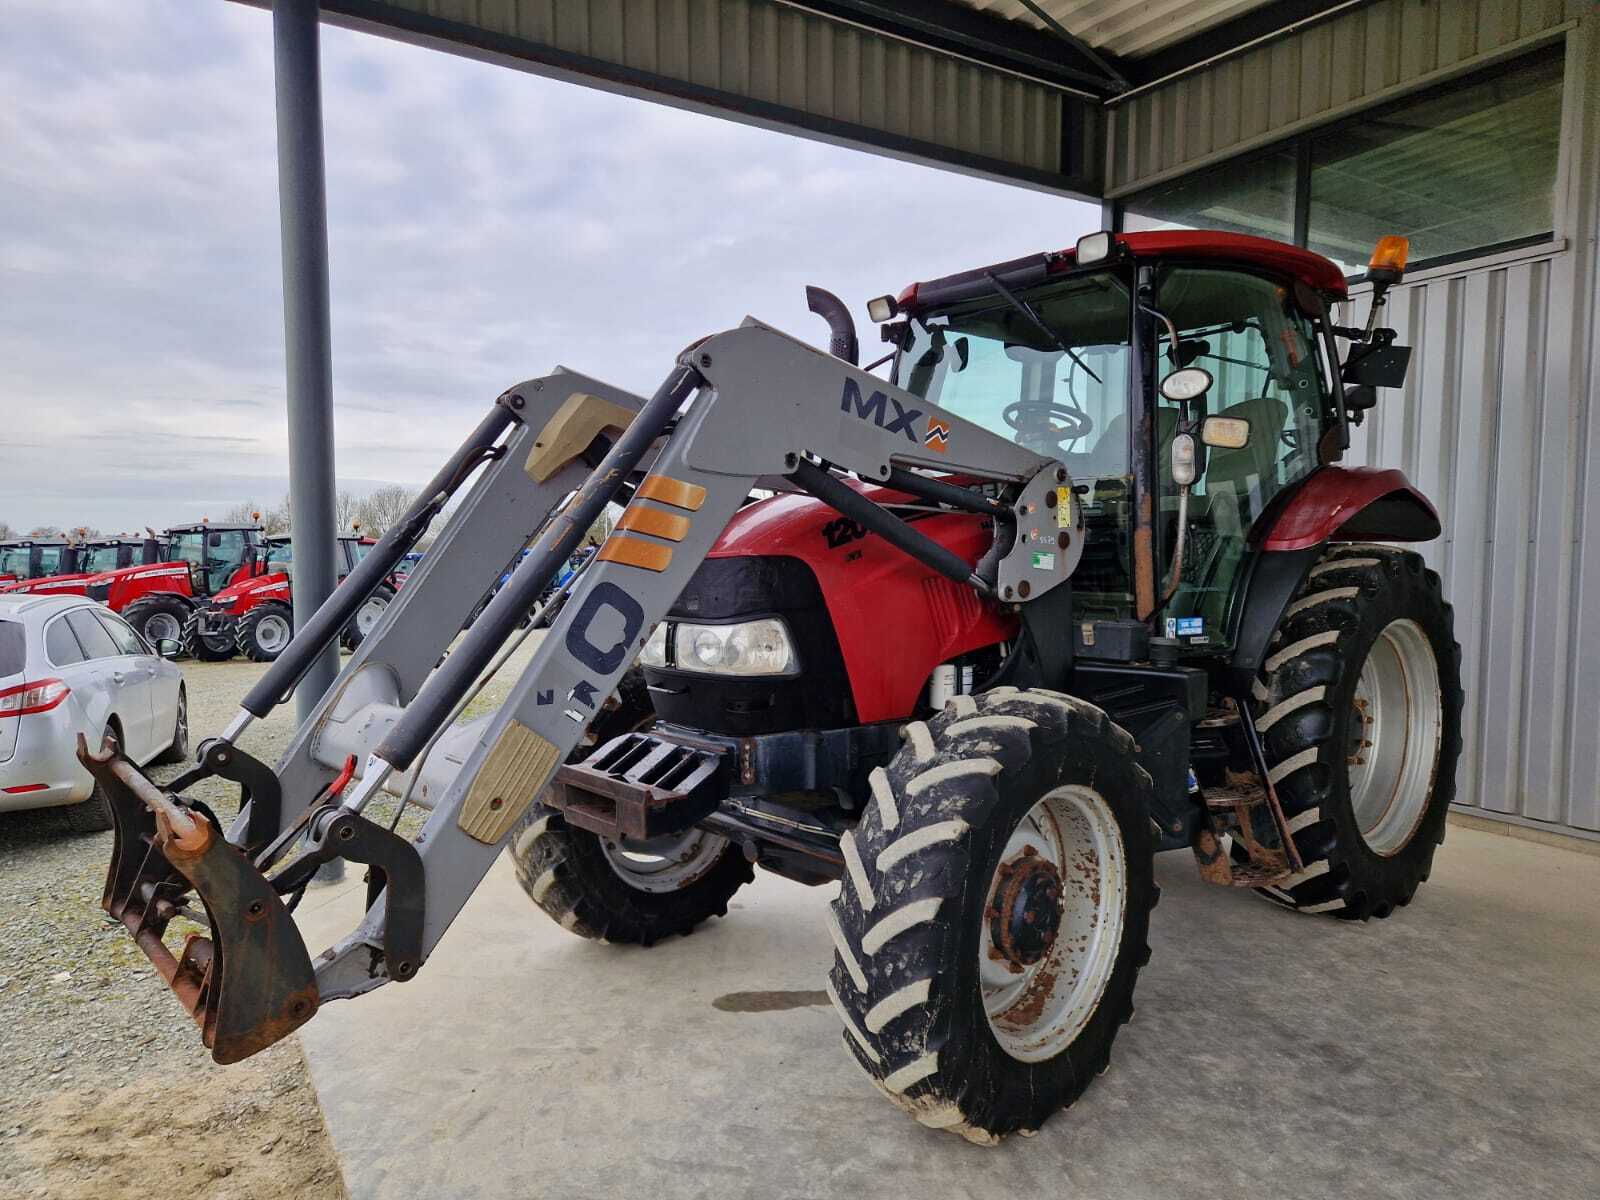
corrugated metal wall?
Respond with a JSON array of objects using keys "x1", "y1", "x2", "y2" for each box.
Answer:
[
  {"x1": 318, "y1": 0, "x2": 1092, "y2": 190},
  {"x1": 1114, "y1": 4, "x2": 1600, "y2": 837},
  {"x1": 1104, "y1": 0, "x2": 1585, "y2": 198}
]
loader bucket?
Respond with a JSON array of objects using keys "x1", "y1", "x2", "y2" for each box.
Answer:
[{"x1": 81, "y1": 735, "x2": 318, "y2": 1063}]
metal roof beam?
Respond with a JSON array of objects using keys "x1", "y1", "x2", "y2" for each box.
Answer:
[
  {"x1": 773, "y1": 0, "x2": 1129, "y2": 96},
  {"x1": 1120, "y1": 0, "x2": 1381, "y2": 91}
]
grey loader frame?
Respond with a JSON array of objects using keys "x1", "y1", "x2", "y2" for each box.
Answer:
[{"x1": 91, "y1": 318, "x2": 1078, "y2": 1052}]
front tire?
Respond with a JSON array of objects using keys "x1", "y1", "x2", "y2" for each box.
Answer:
[
  {"x1": 827, "y1": 687, "x2": 1155, "y2": 1143},
  {"x1": 180, "y1": 609, "x2": 235, "y2": 661},
  {"x1": 508, "y1": 672, "x2": 753, "y2": 945},
  {"x1": 235, "y1": 600, "x2": 295, "y2": 662},
  {"x1": 1250, "y1": 544, "x2": 1463, "y2": 919}
]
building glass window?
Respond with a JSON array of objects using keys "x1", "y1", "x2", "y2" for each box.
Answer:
[
  {"x1": 1306, "y1": 47, "x2": 1563, "y2": 273},
  {"x1": 1120, "y1": 47, "x2": 1564, "y2": 276},
  {"x1": 1123, "y1": 149, "x2": 1297, "y2": 243}
]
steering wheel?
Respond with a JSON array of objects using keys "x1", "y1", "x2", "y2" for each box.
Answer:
[{"x1": 1002, "y1": 401, "x2": 1094, "y2": 445}]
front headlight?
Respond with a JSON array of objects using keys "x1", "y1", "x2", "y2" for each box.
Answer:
[
  {"x1": 638, "y1": 623, "x2": 668, "y2": 668},
  {"x1": 646, "y1": 617, "x2": 798, "y2": 677}
]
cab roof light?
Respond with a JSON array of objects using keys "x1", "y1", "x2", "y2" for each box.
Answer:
[{"x1": 1367, "y1": 235, "x2": 1409, "y2": 282}]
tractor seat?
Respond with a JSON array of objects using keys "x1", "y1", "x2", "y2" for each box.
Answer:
[{"x1": 1204, "y1": 396, "x2": 1287, "y2": 490}]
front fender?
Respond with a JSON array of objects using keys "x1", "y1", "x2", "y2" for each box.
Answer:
[{"x1": 1260, "y1": 466, "x2": 1440, "y2": 552}]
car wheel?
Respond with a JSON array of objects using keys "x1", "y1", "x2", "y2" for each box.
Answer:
[
  {"x1": 64, "y1": 723, "x2": 120, "y2": 833},
  {"x1": 152, "y1": 685, "x2": 190, "y2": 766}
]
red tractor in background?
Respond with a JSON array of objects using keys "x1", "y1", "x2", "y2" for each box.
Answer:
[
  {"x1": 183, "y1": 533, "x2": 396, "y2": 662},
  {"x1": 0, "y1": 538, "x2": 78, "y2": 587},
  {"x1": 0, "y1": 535, "x2": 165, "y2": 598},
  {"x1": 82, "y1": 521, "x2": 268, "y2": 648}
]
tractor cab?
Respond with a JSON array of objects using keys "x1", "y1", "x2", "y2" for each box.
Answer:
[
  {"x1": 881, "y1": 230, "x2": 1428, "y2": 659},
  {"x1": 0, "y1": 538, "x2": 76, "y2": 586},
  {"x1": 164, "y1": 522, "x2": 267, "y2": 596}
]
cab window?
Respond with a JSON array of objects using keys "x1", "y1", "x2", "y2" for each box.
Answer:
[{"x1": 1152, "y1": 267, "x2": 1333, "y2": 648}]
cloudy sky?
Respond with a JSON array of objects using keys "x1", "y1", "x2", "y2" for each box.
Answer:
[{"x1": 1, "y1": 0, "x2": 1095, "y2": 534}]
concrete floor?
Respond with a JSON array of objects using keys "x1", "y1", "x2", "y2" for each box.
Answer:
[{"x1": 294, "y1": 825, "x2": 1600, "y2": 1200}]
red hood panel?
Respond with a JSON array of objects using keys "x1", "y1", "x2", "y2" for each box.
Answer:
[{"x1": 708, "y1": 489, "x2": 1016, "y2": 723}]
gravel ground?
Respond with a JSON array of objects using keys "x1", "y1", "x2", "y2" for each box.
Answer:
[
  {"x1": 0, "y1": 635, "x2": 544, "y2": 1199},
  {"x1": 0, "y1": 658, "x2": 334, "y2": 1199}
]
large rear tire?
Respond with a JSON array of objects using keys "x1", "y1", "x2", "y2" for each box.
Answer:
[
  {"x1": 826, "y1": 687, "x2": 1155, "y2": 1143},
  {"x1": 340, "y1": 585, "x2": 394, "y2": 652},
  {"x1": 1250, "y1": 544, "x2": 1463, "y2": 919},
  {"x1": 508, "y1": 671, "x2": 752, "y2": 945},
  {"x1": 121, "y1": 595, "x2": 190, "y2": 652}
]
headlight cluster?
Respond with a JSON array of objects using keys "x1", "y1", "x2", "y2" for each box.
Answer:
[{"x1": 639, "y1": 617, "x2": 798, "y2": 677}]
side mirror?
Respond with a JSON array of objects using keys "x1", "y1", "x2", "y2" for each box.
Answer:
[
  {"x1": 208, "y1": 532, "x2": 222, "y2": 548},
  {"x1": 1159, "y1": 366, "x2": 1212, "y2": 404},
  {"x1": 1343, "y1": 383, "x2": 1379, "y2": 426},
  {"x1": 1201, "y1": 415, "x2": 1251, "y2": 449},
  {"x1": 155, "y1": 638, "x2": 181, "y2": 659}
]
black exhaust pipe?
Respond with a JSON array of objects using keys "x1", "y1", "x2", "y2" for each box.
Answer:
[{"x1": 805, "y1": 286, "x2": 858, "y2": 366}]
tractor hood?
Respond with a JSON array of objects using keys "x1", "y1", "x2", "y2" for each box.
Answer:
[
  {"x1": 211, "y1": 571, "x2": 291, "y2": 615},
  {"x1": 669, "y1": 483, "x2": 1016, "y2": 725},
  {"x1": 0, "y1": 572, "x2": 96, "y2": 596},
  {"x1": 81, "y1": 561, "x2": 193, "y2": 600}
]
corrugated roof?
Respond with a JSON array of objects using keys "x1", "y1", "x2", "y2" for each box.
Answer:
[{"x1": 956, "y1": 0, "x2": 1282, "y2": 58}]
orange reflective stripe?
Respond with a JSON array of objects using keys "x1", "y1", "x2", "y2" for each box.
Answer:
[
  {"x1": 596, "y1": 536, "x2": 673, "y2": 572},
  {"x1": 616, "y1": 506, "x2": 690, "y2": 542},
  {"x1": 636, "y1": 475, "x2": 706, "y2": 512}
]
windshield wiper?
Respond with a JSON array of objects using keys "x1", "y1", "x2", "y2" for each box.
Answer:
[{"x1": 983, "y1": 271, "x2": 1102, "y2": 384}]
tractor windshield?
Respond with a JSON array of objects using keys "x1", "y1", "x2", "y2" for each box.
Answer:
[
  {"x1": 895, "y1": 269, "x2": 1133, "y2": 482},
  {"x1": 896, "y1": 268, "x2": 1138, "y2": 613},
  {"x1": 80, "y1": 545, "x2": 120, "y2": 573},
  {"x1": 0, "y1": 547, "x2": 26, "y2": 576}
]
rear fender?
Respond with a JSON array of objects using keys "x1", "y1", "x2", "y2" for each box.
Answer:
[{"x1": 1260, "y1": 466, "x2": 1440, "y2": 552}]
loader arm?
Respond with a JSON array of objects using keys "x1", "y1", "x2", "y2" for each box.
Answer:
[{"x1": 87, "y1": 319, "x2": 1081, "y2": 1060}]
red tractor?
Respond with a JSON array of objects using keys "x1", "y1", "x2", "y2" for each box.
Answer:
[
  {"x1": 90, "y1": 231, "x2": 1462, "y2": 1143},
  {"x1": 183, "y1": 534, "x2": 396, "y2": 661},
  {"x1": 0, "y1": 535, "x2": 165, "y2": 598},
  {"x1": 0, "y1": 538, "x2": 78, "y2": 587},
  {"x1": 82, "y1": 522, "x2": 267, "y2": 648}
]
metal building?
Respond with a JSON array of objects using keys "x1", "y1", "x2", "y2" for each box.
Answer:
[{"x1": 255, "y1": 0, "x2": 1598, "y2": 841}]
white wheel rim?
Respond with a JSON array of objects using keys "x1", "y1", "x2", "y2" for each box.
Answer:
[
  {"x1": 1347, "y1": 618, "x2": 1442, "y2": 856},
  {"x1": 356, "y1": 598, "x2": 385, "y2": 635},
  {"x1": 256, "y1": 614, "x2": 292, "y2": 654},
  {"x1": 599, "y1": 828, "x2": 730, "y2": 893},
  {"x1": 979, "y1": 786, "x2": 1127, "y2": 1063},
  {"x1": 145, "y1": 613, "x2": 182, "y2": 644}
]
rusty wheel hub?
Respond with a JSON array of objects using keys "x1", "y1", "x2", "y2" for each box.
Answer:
[{"x1": 988, "y1": 848, "x2": 1064, "y2": 969}]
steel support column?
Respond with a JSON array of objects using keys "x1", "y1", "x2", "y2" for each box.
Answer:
[{"x1": 272, "y1": 0, "x2": 340, "y2": 724}]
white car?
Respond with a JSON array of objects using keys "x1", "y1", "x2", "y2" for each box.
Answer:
[{"x1": 0, "y1": 594, "x2": 187, "y2": 831}]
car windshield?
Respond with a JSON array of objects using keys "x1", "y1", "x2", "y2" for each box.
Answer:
[{"x1": 895, "y1": 269, "x2": 1134, "y2": 484}]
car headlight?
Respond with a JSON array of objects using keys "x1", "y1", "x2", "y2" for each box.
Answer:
[{"x1": 644, "y1": 618, "x2": 799, "y2": 676}]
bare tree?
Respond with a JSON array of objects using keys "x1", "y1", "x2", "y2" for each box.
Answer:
[
  {"x1": 334, "y1": 489, "x2": 360, "y2": 534},
  {"x1": 218, "y1": 501, "x2": 289, "y2": 535},
  {"x1": 354, "y1": 485, "x2": 418, "y2": 537},
  {"x1": 0, "y1": 521, "x2": 13, "y2": 541}
]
